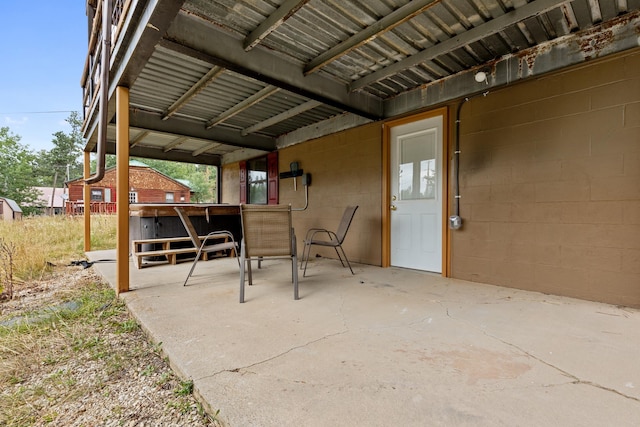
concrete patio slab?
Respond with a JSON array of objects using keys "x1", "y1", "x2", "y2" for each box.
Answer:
[{"x1": 87, "y1": 250, "x2": 640, "y2": 426}]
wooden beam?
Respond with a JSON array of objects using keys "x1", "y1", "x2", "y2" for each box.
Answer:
[
  {"x1": 192, "y1": 142, "x2": 223, "y2": 157},
  {"x1": 83, "y1": 151, "x2": 91, "y2": 252},
  {"x1": 244, "y1": 0, "x2": 311, "y2": 50},
  {"x1": 116, "y1": 86, "x2": 130, "y2": 294},
  {"x1": 350, "y1": 0, "x2": 569, "y2": 91},
  {"x1": 162, "y1": 66, "x2": 225, "y2": 120},
  {"x1": 163, "y1": 136, "x2": 189, "y2": 152},
  {"x1": 205, "y1": 85, "x2": 280, "y2": 129},
  {"x1": 129, "y1": 130, "x2": 149, "y2": 148},
  {"x1": 163, "y1": 14, "x2": 383, "y2": 119},
  {"x1": 304, "y1": 0, "x2": 442, "y2": 75},
  {"x1": 241, "y1": 100, "x2": 322, "y2": 136},
  {"x1": 128, "y1": 109, "x2": 276, "y2": 151}
]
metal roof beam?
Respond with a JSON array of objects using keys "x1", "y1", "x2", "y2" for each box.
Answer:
[
  {"x1": 205, "y1": 85, "x2": 280, "y2": 129},
  {"x1": 162, "y1": 66, "x2": 225, "y2": 120},
  {"x1": 304, "y1": 0, "x2": 443, "y2": 75},
  {"x1": 163, "y1": 136, "x2": 189, "y2": 153},
  {"x1": 192, "y1": 142, "x2": 223, "y2": 157},
  {"x1": 351, "y1": 0, "x2": 570, "y2": 92},
  {"x1": 384, "y1": 11, "x2": 640, "y2": 117},
  {"x1": 129, "y1": 131, "x2": 150, "y2": 148},
  {"x1": 244, "y1": 0, "x2": 311, "y2": 51},
  {"x1": 164, "y1": 13, "x2": 383, "y2": 119},
  {"x1": 241, "y1": 100, "x2": 322, "y2": 136},
  {"x1": 129, "y1": 109, "x2": 276, "y2": 151},
  {"x1": 102, "y1": 141, "x2": 222, "y2": 166}
]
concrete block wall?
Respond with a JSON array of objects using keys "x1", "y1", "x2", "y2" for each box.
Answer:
[
  {"x1": 222, "y1": 123, "x2": 383, "y2": 266},
  {"x1": 452, "y1": 48, "x2": 640, "y2": 307},
  {"x1": 279, "y1": 123, "x2": 383, "y2": 266}
]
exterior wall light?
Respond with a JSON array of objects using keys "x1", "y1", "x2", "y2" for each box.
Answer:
[{"x1": 474, "y1": 71, "x2": 488, "y2": 84}]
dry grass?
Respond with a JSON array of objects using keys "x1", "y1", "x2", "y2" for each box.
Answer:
[
  {"x1": 0, "y1": 216, "x2": 216, "y2": 426},
  {"x1": 0, "y1": 215, "x2": 116, "y2": 284}
]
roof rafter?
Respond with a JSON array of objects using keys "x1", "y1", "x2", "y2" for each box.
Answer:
[
  {"x1": 129, "y1": 131, "x2": 150, "y2": 148},
  {"x1": 205, "y1": 85, "x2": 280, "y2": 129},
  {"x1": 244, "y1": 0, "x2": 311, "y2": 51},
  {"x1": 162, "y1": 66, "x2": 225, "y2": 120},
  {"x1": 350, "y1": 0, "x2": 569, "y2": 92},
  {"x1": 241, "y1": 100, "x2": 322, "y2": 136},
  {"x1": 192, "y1": 142, "x2": 223, "y2": 157},
  {"x1": 304, "y1": 0, "x2": 443, "y2": 75},
  {"x1": 129, "y1": 110, "x2": 276, "y2": 151},
  {"x1": 163, "y1": 13, "x2": 383, "y2": 119},
  {"x1": 163, "y1": 136, "x2": 189, "y2": 153}
]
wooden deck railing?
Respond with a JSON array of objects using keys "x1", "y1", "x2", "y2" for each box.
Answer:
[
  {"x1": 81, "y1": 0, "x2": 128, "y2": 122},
  {"x1": 65, "y1": 201, "x2": 117, "y2": 216}
]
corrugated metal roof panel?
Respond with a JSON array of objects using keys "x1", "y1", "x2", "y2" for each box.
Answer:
[{"x1": 90, "y1": 0, "x2": 639, "y2": 162}]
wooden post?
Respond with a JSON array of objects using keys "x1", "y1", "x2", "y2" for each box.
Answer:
[
  {"x1": 116, "y1": 86, "x2": 130, "y2": 294},
  {"x1": 83, "y1": 151, "x2": 91, "y2": 252}
]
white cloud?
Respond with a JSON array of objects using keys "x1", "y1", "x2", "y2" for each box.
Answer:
[{"x1": 4, "y1": 116, "x2": 28, "y2": 125}]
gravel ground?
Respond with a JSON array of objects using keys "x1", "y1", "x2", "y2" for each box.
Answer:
[{"x1": 0, "y1": 266, "x2": 219, "y2": 426}]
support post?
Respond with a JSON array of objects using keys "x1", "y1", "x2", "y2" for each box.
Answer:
[
  {"x1": 83, "y1": 151, "x2": 91, "y2": 252},
  {"x1": 116, "y1": 86, "x2": 130, "y2": 294}
]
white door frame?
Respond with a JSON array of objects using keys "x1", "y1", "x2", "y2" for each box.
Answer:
[{"x1": 382, "y1": 107, "x2": 450, "y2": 276}]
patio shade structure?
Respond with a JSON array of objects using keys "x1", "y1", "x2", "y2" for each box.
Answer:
[
  {"x1": 82, "y1": 0, "x2": 640, "y2": 165},
  {"x1": 79, "y1": 0, "x2": 640, "y2": 292}
]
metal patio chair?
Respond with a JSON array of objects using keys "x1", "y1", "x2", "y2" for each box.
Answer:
[
  {"x1": 301, "y1": 205, "x2": 358, "y2": 277},
  {"x1": 239, "y1": 204, "x2": 299, "y2": 303},
  {"x1": 174, "y1": 207, "x2": 239, "y2": 287}
]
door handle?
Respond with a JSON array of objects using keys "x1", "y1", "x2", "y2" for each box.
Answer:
[{"x1": 390, "y1": 205, "x2": 397, "y2": 211}]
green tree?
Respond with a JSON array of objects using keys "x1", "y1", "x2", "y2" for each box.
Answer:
[
  {"x1": 187, "y1": 164, "x2": 217, "y2": 202},
  {"x1": 34, "y1": 112, "x2": 84, "y2": 186},
  {"x1": 0, "y1": 127, "x2": 39, "y2": 214},
  {"x1": 138, "y1": 158, "x2": 217, "y2": 202}
]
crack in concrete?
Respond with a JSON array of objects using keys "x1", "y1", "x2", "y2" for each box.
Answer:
[
  {"x1": 443, "y1": 305, "x2": 640, "y2": 403},
  {"x1": 197, "y1": 295, "x2": 350, "y2": 382},
  {"x1": 197, "y1": 328, "x2": 349, "y2": 381}
]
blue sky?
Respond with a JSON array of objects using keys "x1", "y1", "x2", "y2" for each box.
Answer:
[{"x1": 0, "y1": 2, "x2": 87, "y2": 152}]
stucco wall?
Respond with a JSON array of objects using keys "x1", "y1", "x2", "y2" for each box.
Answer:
[
  {"x1": 222, "y1": 123, "x2": 383, "y2": 266},
  {"x1": 451, "y1": 49, "x2": 640, "y2": 307}
]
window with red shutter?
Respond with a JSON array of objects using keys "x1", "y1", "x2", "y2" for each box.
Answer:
[{"x1": 240, "y1": 153, "x2": 279, "y2": 204}]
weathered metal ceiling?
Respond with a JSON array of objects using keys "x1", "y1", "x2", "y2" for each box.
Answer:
[{"x1": 83, "y1": 0, "x2": 640, "y2": 166}]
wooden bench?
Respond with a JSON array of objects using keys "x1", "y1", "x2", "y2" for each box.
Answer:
[{"x1": 131, "y1": 236, "x2": 232, "y2": 269}]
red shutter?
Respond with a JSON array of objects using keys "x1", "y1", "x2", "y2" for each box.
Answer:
[
  {"x1": 267, "y1": 152, "x2": 279, "y2": 205},
  {"x1": 239, "y1": 161, "x2": 247, "y2": 204}
]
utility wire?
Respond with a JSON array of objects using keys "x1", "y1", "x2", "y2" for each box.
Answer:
[{"x1": 0, "y1": 110, "x2": 76, "y2": 114}]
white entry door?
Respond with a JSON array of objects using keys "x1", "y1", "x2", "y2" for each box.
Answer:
[{"x1": 390, "y1": 115, "x2": 443, "y2": 272}]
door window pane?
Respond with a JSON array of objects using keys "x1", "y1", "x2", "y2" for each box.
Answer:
[{"x1": 398, "y1": 130, "x2": 436, "y2": 200}]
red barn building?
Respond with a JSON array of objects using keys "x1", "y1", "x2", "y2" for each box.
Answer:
[{"x1": 65, "y1": 161, "x2": 192, "y2": 214}]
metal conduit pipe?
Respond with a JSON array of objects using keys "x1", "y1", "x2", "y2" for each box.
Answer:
[
  {"x1": 450, "y1": 90, "x2": 489, "y2": 230},
  {"x1": 85, "y1": 0, "x2": 111, "y2": 184}
]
